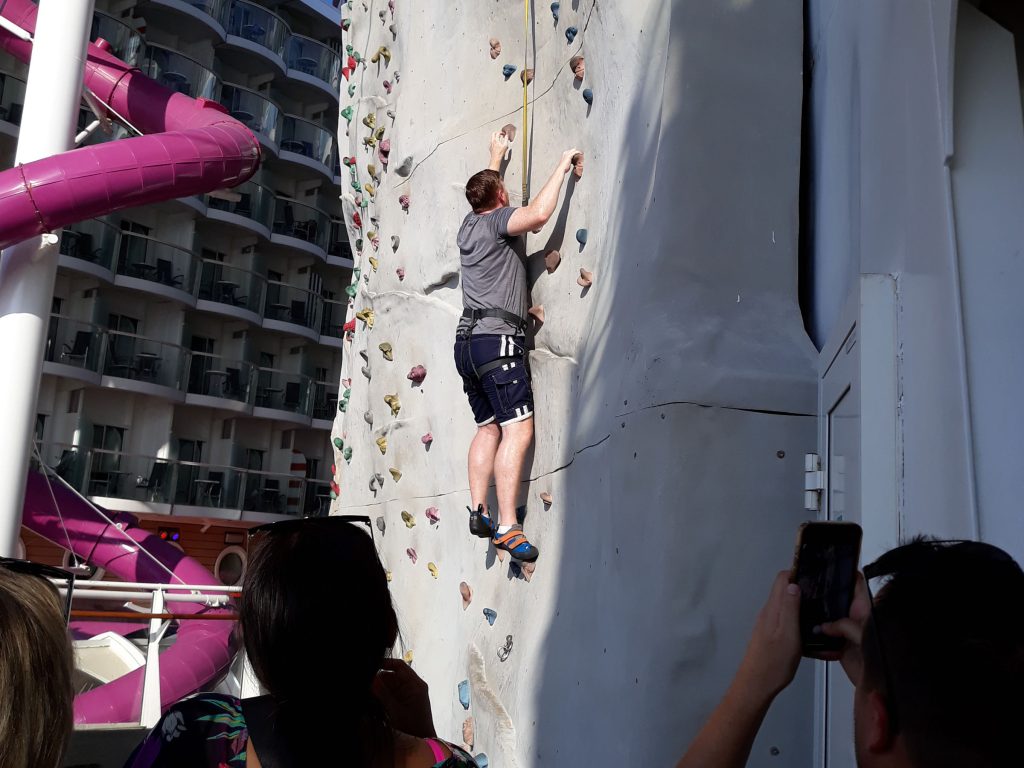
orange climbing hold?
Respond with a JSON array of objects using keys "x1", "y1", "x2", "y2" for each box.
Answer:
[
  {"x1": 528, "y1": 305, "x2": 545, "y2": 324},
  {"x1": 578, "y1": 268, "x2": 594, "y2": 288},
  {"x1": 539, "y1": 491, "x2": 553, "y2": 506}
]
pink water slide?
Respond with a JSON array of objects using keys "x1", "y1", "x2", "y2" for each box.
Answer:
[{"x1": 0, "y1": 0, "x2": 261, "y2": 250}]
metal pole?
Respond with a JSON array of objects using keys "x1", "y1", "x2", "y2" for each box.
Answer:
[{"x1": 0, "y1": 0, "x2": 95, "y2": 557}]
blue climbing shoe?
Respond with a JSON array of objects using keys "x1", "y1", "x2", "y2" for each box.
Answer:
[{"x1": 492, "y1": 525, "x2": 539, "y2": 562}]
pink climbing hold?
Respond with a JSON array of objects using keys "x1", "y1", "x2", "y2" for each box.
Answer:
[
  {"x1": 578, "y1": 267, "x2": 594, "y2": 288},
  {"x1": 421, "y1": 432, "x2": 434, "y2": 446},
  {"x1": 489, "y1": 38, "x2": 501, "y2": 59},
  {"x1": 570, "y1": 55, "x2": 585, "y2": 80},
  {"x1": 407, "y1": 365, "x2": 427, "y2": 384},
  {"x1": 528, "y1": 305, "x2": 545, "y2": 324},
  {"x1": 406, "y1": 547, "x2": 418, "y2": 564},
  {"x1": 342, "y1": 378, "x2": 352, "y2": 388},
  {"x1": 383, "y1": 80, "x2": 393, "y2": 94},
  {"x1": 425, "y1": 507, "x2": 440, "y2": 524},
  {"x1": 396, "y1": 267, "x2": 406, "y2": 281},
  {"x1": 378, "y1": 139, "x2": 391, "y2": 167},
  {"x1": 399, "y1": 194, "x2": 410, "y2": 212},
  {"x1": 500, "y1": 123, "x2": 517, "y2": 142},
  {"x1": 389, "y1": 0, "x2": 395, "y2": 16},
  {"x1": 545, "y1": 250, "x2": 561, "y2": 273}
]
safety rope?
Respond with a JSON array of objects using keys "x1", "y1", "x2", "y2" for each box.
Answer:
[{"x1": 522, "y1": 0, "x2": 530, "y2": 204}]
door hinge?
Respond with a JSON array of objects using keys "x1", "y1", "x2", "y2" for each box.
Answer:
[{"x1": 804, "y1": 453, "x2": 824, "y2": 512}]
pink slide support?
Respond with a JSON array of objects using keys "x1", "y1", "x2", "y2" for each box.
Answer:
[
  {"x1": 23, "y1": 472, "x2": 238, "y2": 724},
  {"x1": 0, "y1": 0, "x2": 261, "y2": 250}
]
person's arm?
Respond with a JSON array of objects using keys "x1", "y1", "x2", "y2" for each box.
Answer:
[
  {"x1": 488, "y1": 131, "x2": 509, "y2": 173},
  {"x1": 506, "y1": 148, "x2": 578, "y2": 236},
  {"x1": 676, "y1": 572, "x2": 803, "y2": 768}
]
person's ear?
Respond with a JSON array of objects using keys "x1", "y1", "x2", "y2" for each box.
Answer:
[{"x1": 864, "y1": 690, "x2": 897, "y2": 754}]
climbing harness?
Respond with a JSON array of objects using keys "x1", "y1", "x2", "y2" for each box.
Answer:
[{"x1": 458, "y1": 308, "x2": 529, "y2": 379}]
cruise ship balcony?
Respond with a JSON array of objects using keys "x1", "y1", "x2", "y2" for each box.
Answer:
[
  {"x1": 114, "y1": 230, "x2": 201, "y2": 305},
  {"x1": 319, "y1": 298, "x2": 347, "y2": 349},
  {"x1": 134, "y1": 0, "x2": 228, "y2": 41},
  {"x1": 221, "y1": 0, "x2": 289, "y2": 75},
  {"x1": 327, "y1": 220, "x2": 355, "y2": 268},
  {"x1": 271, "y1": 196, "x2": 330, "y2": 258},
  {"x1": 219, "y1": 83, "x2": 281, "y2": 154},
  {"x1": 0, "y1": 71, "x2": 25, "y2": 139},
  {"x1": 101, "y1": 331, "x2": 189, "y2": 402},
  {"x1": 195, "y1": 259, "x2": 267, "y2": 324},
  {"x1": 58, "y1": 218, "x2": 119, "y2": 281},
  {"x1": 42, "y1": 316, "x2": 105, "y2": 387},
  {"x1": 91, "y1": 10, "x2": 144, "y2": 66},
  {"x1": 206, "y1": 179, "x2": 275, "y2": 238},
  {"x1": 262, "y1": 281, "x2": 323, "y2": 341},
  {"x1": 283, "y1": 34, "x2": 341, "y2": 102},
  {"x1": 278, "y1": 114, "x2": 336, "y2": 182},
  {"x1": 253, "y1": 367, "x2": 313, "y2": 425},
  {"x1": 138, "y1": 44, "x2": 221, "y2": 100},
  {"x1": 184, "y1": 352, "x2": 255, "y2": 414}
]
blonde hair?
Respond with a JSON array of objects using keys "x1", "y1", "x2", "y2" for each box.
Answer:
[{"x1": 0, "y1": 568, "x2": 74, "y2": 768}]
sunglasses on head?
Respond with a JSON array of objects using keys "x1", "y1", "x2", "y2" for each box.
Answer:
[
  {"x1": 248, "y1": 515, "x2": 374, "y2": 542},
  {"x1": 0, "y1": 557, "x2": 76, "y2": 626}
]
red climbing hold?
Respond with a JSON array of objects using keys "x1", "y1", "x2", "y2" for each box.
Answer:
[
  {"x1": 399, "y1": 194, "x2": 410, "y2": 212},
  {"x1": 353, "y1": 211, "x2": 362, "y2": 228},
  {"x1": 407, "y1": 365, "x2": 427, "y2": 384},
  {"x1": 343, "y1": 318, "x2": 356, "y2": 333},
  {"x1": 330, "y1": 480, "x2": 340, "y2": 496}
]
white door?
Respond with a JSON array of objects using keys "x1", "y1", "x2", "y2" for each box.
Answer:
[{"x1": 814, "y1": 274, "x2": 901, "y2": 768}]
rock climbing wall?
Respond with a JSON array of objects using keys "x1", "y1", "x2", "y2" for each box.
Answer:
[{"x1": 334, "y1": 1, "x2": 820, "y2": 765}]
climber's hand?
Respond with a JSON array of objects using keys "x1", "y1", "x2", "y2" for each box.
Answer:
[
  {"x1": 559, "y1": 148, "x2": 581, "y2": 174},
  {"x1": 490, "y1": 131, "x2": 511, "y2": 162}
]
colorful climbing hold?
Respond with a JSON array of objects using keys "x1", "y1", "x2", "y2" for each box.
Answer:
[
  {"x1": 343, "y1": 155, "x2": 356, "y2": 168},
  {"x1": 458, "y1": 679, "x2": 471, "y2": 709},
  {"x1": 489, "y1": 38, "x2": 501, "y2": 59},
  {"x1": 427, "y1": 562, "x2": 438, "y2": 579},
  {"x1": 460, "y1": 581, "x2": 472, "y2": 610},
  {"x1": 376, "y1": 516, "x2": 386, "y2": 534},
  {"x1": 463, "y1": 718, "x2": 475, "y2": 750},
  {"x1": 474, "y1": 754, "x2": 489, "y2": 768},
  {"x1": 341, "y1": 106, "x2": 354, "y2": 123},
  {"x1": 403, "y1": 649, "x2": 413, "y2": 664},
  {"x1": 500, "y1": 123, "x2": 517, "y2": 142},
  {"x1": 425, "y1": 507, "x2": 440, "y2": 524},
  {"x1": 583, "y1": 88, "x2": 594, "y2": 105},
  {"x1": 369, "y1": 475, "x2": 380, "y2": 492},
  {"x1": 545, "y1": 250, "x2": 561, "y2": 273},
  {"x1": 570, "y1": 55, "x2": 585, "y2": 80},
  {"x1": 363, "y1": 136, "x2": 377, "y2": 149},
  {"x1": 572, "y1": 151, "x2": 584, "y2": 179},
  {"x1": 528, "y1": 305, "x2": 545, "y2": 324},
  {"x1": 364, "y1": 410, "x2": 373, "y2": 427},
  {"x1": 338, "y1": 399, "x2": 348, "y2": 412},
  {"x1": 371, "y1": 46, "x2": 392, "y2": 67},
  {"x1": 421, "y1": 432, "x2": 433, "y2": 446},
  {"x1": 384, "y1": 394, "x2": 401, "y2": 416},
  {"x1": 375, "y1": 126, "x2": 386, "y2": 141},
  {"x1": 333, "y1": 437, "x2": 344, "y2": 450},
  {"x1": 383, "y1": 80, "x2": 392, "y2": 94},
  {"x1": 401, "y1": 510, "x2": 416, "y2": 528},
  {"x1": 539, "y1": 491, "x2": 553, "y2": 506},
  {"x1": 391, "y1": 235, "x2": 400, "y2": 251},
  {"x1": 565, "y1": 26, "x2": 578, "y2": 43},
  {"x1": 396, "y1": 267, "x2": 405, "y2": 281},
  {"x1": 352, "y1": 211, "x2": 362, "y2": 228},
  {"x1": 346, "y1": 284, "x2": 358, "y2": 299},
  {"x1": 343, "y1": 446, "x2": 353, "y2": 462},
  {"x1": 342, "y1": 17, "x2": 351, "y2": 31},
  {"x1": 348, "y1": 83, "x2": 356, "y2": 97},
  {"x1": 550, "y1": 1, "x2": 560, "y2": 21},
  {"x1": 389, "y1": 468, "x2": 402, "y2": 482},
  {"x1": 483, "y1": 608, "x2": 497, "y2": 626},
  {"x1": 398, "y1": 194, "x2": 410, "y2": 212},
  {"x1": 356, "y1": 308, "x2": 375, "y2": 327},
  {"x1": 342, "y1": 377, "x2": 352, "y2": 388},
  {"x1": 406, "y1": 547, "x2": 417, "y2": 564},
  {"x1": 578, "y1": 267, "x2": 594, "y2": 288},
  {"x1": 363, "y1": 113, "x2": 376, "y2": 129},
  {"x1": 364, "y1": 182, "x2": 376, "y2": 197},
  {"x1": 520, "y1": 68, "x2": 534, "y2": 85},
  {"x1": 386, "y1": 570, "x2": 392, "y2": 582},
  {"x1": 376, "y1": 436, "x2": 388, "y2": 455},
  {"x1": 344, "y1": 318, "x2": 356, "y2": 333},
  {"x1": 576, "y1": 228, "x2": 588, "y2": 246},
  {"x1": 378, "y1": 139, "x2": 391, "y2": 166},
  {"x1": 379, "y1": 342, "x2": 393, "y2": 361},
  {"x1": 407, "y1": 365, "x2": 427, "y2": 384},
  {"x1": 502, "y1": 63, "x2": 517, "y2": 80},
  {"x1": 361, "y1": 365, "x2": 372, "y2": 380}
]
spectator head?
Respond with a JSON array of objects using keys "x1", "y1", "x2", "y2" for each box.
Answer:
[
  {"x1": 856, "y1": 538, "x2": 1024, "y2": 768},
  {"x1": 465, "y1": 169, "x2": 508, "y2": 213},
  {"x1": 0, "y1": 563, "x2": 74, "y2": 768}
]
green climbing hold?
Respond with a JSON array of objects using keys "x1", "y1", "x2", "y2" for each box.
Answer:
[
  {"x1": 355, "y1": 238, "x2": 363, "y2": 251},
  {"x1": 351, "y1": 180, "x2": 361, "y2": 191},
  {"x1": 346, "y1": 284, "x2": 357, "y2": 298},
  {"x1": 346, "y1": 44, "x2": 354, "y2": 55},
  {"x1": 343, "y1": 446, "x2": 353, "y2": 462},
  {"x1": 343, "y1": 388, "x2": 352, "y2": 399},
  {"x1": 348, "y1": 83, "x2": 356, "y2": 97},
  {"x1": 333, "y1": 437, "x2": 344, "y2": 450},
  {"x1": 338, "y1": 399, "x2": 348, "y2": 412},
  {"x1": 353, "y1": 268, "x2": 361, "y2": 279},
  {"x1": 342, "y1": 18, "x2": 351, "y2": 31},
  {"x1": 341, "y1": 106, "x2": 354, "y2": 122}
]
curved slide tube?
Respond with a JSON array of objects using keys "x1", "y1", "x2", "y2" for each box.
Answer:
[
  {"x1": 0, "y1": 0, "x2": 260, "y2": 250},
  {"x1": 23, "y1": 472, "x2": 237, "y2": 724}
]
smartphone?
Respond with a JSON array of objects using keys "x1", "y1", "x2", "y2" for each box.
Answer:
[{"x1": 791, "y1": 521, "x2": 863, "y2": 654}]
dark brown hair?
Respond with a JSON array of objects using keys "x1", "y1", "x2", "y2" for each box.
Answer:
[
  {"x1": 465, "y1": 169, "x2": 504, "y2": 212},
  {"x1": 0, "y1": 569, "x2": 74, "y2": 768}
]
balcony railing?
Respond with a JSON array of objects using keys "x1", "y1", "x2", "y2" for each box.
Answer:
[
  {"x1": 44, "y1": 316, "x2": 104, "y2": 373},
  {"x1": 185, "y1": 0, "x2": 229, "y2": 26},
  {"x1": 225, "y1": 0, "x2": 289, "y2": 57},
  {"x1": 196, "y1": 259, "x2": 267, "y2": 315},
  {"x1": 272, "y1": 196, "x2": 330, "y2": 252},
  {"x1": 91, "y1": 10, "x2": 143, "y2": 65},
  {"x1": 263, "y1": 280, "x2": 323, "y2": 332},
  {"x1": 207, "y1": 179, "x2": 275, "y2": 231},
  {"x1": 103, "y1": 330, "x2": 189, "y2": 392},
  {"x1": 59, "y1": 218, "x2": 120, "y2": 271},
  {"x1": 115, "y1": 230, "x2": 201, "y2": 295},
  {"x1": 319, "y1": 298, "x2": 346, "y2": 340},
  {"x1": 328, "y1": 219, "x2": 352, "y2": 260},
  {"x1": 284, "y1": 34, "x2": 341, "y2": 91},
  {"x1": 279, "y1": 114, "x2": 334, "y2": 168},
  {"x1": 253, "y1": 366, "x2": 313, "y2": 415},
  {"x1": 139, "y1": 44, "x2": 220, "y2": 100},
  {"x1": 220, "y1": 84, "x2": 281, "y2": 142},
  {"x1": 186, "y1": 351, "x2": 255, "y2": 406},
  {"x1": 0, "y1": 71, "x2": 26, "y2": 126}
]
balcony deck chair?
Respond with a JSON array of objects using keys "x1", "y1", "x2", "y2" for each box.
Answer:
[{"x1": 61, "y1": 331, "x2": 91, "y2": 366}]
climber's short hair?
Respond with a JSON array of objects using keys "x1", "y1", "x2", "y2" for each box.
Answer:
[{"x1": 465, "y1": 169, "x2": 504, "y2": 213}]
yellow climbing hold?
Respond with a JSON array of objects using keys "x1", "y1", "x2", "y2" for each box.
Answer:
[
  {"x1": 371, "y1": 45, "x2": 392, "y2": 66},
  {"x1": 369, "y1": 256, "x2": 379, "y2": 271},
  {"x1": 376, "y1": 436, "x2": 388, "y2": 455},
  {"x1": 375, "y1": 126, "x2": 386, "y2": 141},
  {"x1": 356, "y1": 309, "x2": 375, "y2": 328},
  {"x1": 427, "y1": 562, "x2": 439, "y2": 579},
  {"x1": 401, "y1": 510, "x2": 416, "y2": 528},
  {"x1": 363, "y1": 136, "x2": 378, "y2": 148},
  {"x1": 389, "y1": 467, "x2": 402, "y2": 482},
  {"x1": 367, "y1": 163, "x2": 378, "y2": 178},
  {"x1": 386, "y1": 569, "x2": 392, "y2": 582},
  {"x1": 403, "y1": 650, "x2": 413, "y2": 664},
  {"x1": 363, "y1": 113, "x2": 376, "y2": 129},
  {"x1": 364, "y1": 182, "x2": 376, "y2": 196},
  {"x1": 379, "y1": 342, "x2": 393, "y2": 361},
  {"x1": 384, "y1": 394, "x2": 401, "y2": 416}
]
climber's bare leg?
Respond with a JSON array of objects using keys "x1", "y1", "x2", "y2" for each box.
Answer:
[
  {"x1": 469, "y1": 422, "x2": 501, "y2": 514},
  {"x1": 494, "y1": 417, "x2": 533, "y2": 528}
]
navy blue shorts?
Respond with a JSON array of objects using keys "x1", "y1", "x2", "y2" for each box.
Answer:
[{"x1": 453, "y1": 333, "x2": 534, "y2": 427}]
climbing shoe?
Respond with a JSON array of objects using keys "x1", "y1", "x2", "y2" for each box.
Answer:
[
  {"x1": 468, "y1": 504, "x2": 493, "y2": 539},
  {"x1": 492, "y1": 525, "x2": 540, "y2": 562}
]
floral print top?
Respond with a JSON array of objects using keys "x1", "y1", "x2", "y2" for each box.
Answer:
[{"x1": 124, "y1": 693, "x2": 478, "y2": 767}]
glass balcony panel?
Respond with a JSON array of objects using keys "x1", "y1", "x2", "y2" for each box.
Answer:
[
  {"x1": 284, "y1": 35, "x2": 341, "y2": 89},
  {"x1": 272, "y1": 197, "x2": 330, "y2": 252},
  {"x1": 185, "y1": 351, "x2": 254, "y2": 405},
  {"x1": 225, "y1": 0, "x2": 288, "y2": 55},
  {"x1": 116, "y1": 231, "x2": 200, "y2": 293},
  {"x1": 303, "y1": 479, "x2": 332, "y2": 517},
  {"x1": 220, "y1": 84, "x2": 280, "y2": 142},
  {"x1": 0, "y1": 72, "x2": 26, "y2": 126},
  {"x1": 139, "y1": 44, "x2": 220, "y2": 100},
  {"x1": 44, "y1": 316, "x2": 103, "y2": 372},
  {"x1": 319, "y1": 298, "x2": 346, "y2": 340},
  {"x1": 173, "y1": 462, "x2": 245, "y2": 508},
  {"x1": 253, "y1": 368, "x2": 312, "y2": 415},
  {"x1": 196, "y1": 260, "x2": 267, "y2": 315},
  {"x1": 240, "y1": 469, "x2": 305, "y2": 514},
  {"x1": 279, "y1": 115, "x2": 334, "y2": 167},
  {"x1": 207, "y1": 179, "x2": 274, "y2": 231},
  {"x1": 103, "y1": 331, "x2": 189, "y2": 392},
  {"x1": 310, "y1": 379, "x2": 338, "y2": 420},
  {"x1": 328, "y1": 220, "x2": 352, "y2": 259},
  {"x1": 59, "y1": 217, "x2": 120, "y2": 271},
  {"x1": 187, "y1": 0, "x2": 228, "y2": 25},
  {"x1": 263, "y1": 280, "x2": 323, "y2": 332},
  {"x1": 91, "y1": 11, "x2": 144, "y2": 65}
]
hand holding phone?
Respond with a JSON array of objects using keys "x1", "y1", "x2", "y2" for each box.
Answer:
[{"x1": 791, "y1": 522, "x2": 863, "y2": 656}]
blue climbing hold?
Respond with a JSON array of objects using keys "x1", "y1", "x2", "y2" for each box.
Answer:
[
  {"x1": 565, "y1": 26, "x2": 578, "y2": 44},
  {"x1": 474, "y1": 755, "x2": 489, "y2": 768},
  {"x1": 582, "y1": 88, "x2": 594, "y2": 105},
  {"x1": 483, "y1": 608, "x2": 497, "y2": 626},
  {"x1": 458, "y1": 679, "x2": 471, "y2": 710},
  {"x1": 550, "y1": 2, "x2": 559, "y2": 22},
  {"x1": 502, "y1": 63, "x2": 517, "y2": 80},
  {"x1": 576, "y1": 228, "x2": 588, "y2": 245}
]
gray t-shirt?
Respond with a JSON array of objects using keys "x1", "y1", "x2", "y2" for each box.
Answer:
[{"x1": 456, "y1": 206, "x2": 528, "y2": 336}]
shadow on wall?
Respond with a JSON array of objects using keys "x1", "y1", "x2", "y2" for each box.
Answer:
[{"x1": 532, "y1": 1, "x2": 815, "y2": 765}]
